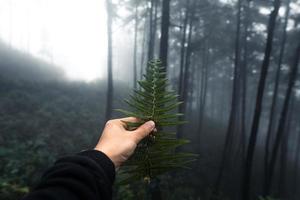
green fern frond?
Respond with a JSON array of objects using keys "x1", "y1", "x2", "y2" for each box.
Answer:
[{"x1": 117, "y1": 59, "x2": 197, "y2": 184}]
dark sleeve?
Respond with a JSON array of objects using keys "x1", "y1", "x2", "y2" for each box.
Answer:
[{"x1": 22, "y1": 150, "x2": 115, "y2": 200}]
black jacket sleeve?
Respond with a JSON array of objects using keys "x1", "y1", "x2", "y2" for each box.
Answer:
[{"x1": 22, "y1": 150, "x2": 115, "y2": 200}]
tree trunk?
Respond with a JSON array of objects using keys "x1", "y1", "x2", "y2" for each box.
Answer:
[
  {"x1": 240, "y1": 0, "x2": 250, "y2": 161},
  {"x1": 293, "y1": 125, "x2": 300, "y2": 198},
  {"x1": 215, "y1": 0, "x2": 242, "y2": 192},
  {"x1": 140, "y1": 13, "x2": 148, "y2": 79},
  {"x1": 105, "y1": 0, "x2": 114, "y2": 121},
  {"x1": 278, "y1": 95, "x2": 294, "y2": 198},
  {"x1": 263, "y1": 0, "x2": 290, "y2": 194},
  {"x1": 197, "y1": 44, "x2": 208, "y2": 134},
  {"x1": 159, "y1": 0, "x2": 170, "y2": 69},
  {"x1": 178, "y1": 0, "x2": 190, "y2": 100},
  {"x1": 242, "y1": 0, "x2": 281, "y2": 199},
  {"x1": 133, "y1": 0, "x2": 138, "y2": 89},
  {"x1": 177, "y1": 1, "x2": 195, "y2": 139},
  {"x1": 148, "y1": 0, "x2": 155, "y2": 61},
  {"x1": 177, "y1": 0, "x2": 190, "y2": 138},
  {"x1": 187, "y1": 58, "x2": 196, "y2": 114},
  {"x1": 264, "y1": 32, "x2": 300, "y2": 197},
  {"x1": 153, "y1": 0, "x2": 158, "y2": 56}
]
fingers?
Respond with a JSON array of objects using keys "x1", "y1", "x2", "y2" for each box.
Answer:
[
  {"x1": 130, "y1": 121, "x2": 155, "y2": 144},
  {"x1": 119, "y1": 117, "x2": 140, "y2": 123},
  {"x1": 107, "y1": 117, "x2": 139, "y2": 128},
  {"x1": 119, "y1": 117, "x2": 140, "y2": 127},
  {"x1": 117, "y1": 117, "x2": 139, "y2": 129},
  {"x1": 105, "y1": 118, "x2": 155, "y2": 143}
]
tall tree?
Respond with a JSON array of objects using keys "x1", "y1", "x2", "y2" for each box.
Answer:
[
  {"x1": 177, "y1": 0, "x2": 196, "y2": 138},
  {"x1": 264, "y1": 33, "x2": 300, "y2": 197},
  {"x1": 215, "y1": 0, "x2": 242, "y2": 192},
  {"x1": 133, "y1": 0, "x2": 138, "y2": 89},
  {"x1": 140, "y1": 13, "x2": 148, "y2": 79},
  {"x1": 278, "y1": 95, "x2": 294, "y2": 198},
  {"x1": 177, "y1": 0, "x2": 190, "y2": 138},
  {"x1": 159, "y1": 0, "x2": 171, "y2": 68},
  {"x1": 293, "y1": 123, "x2": 300, "y2": 197},
  {"x1": 148, "y1": 0, "x2": 157, "y2": 61},
  {"x1": 105, "y1": 0, "x2": 114, "y2": 121},
  {"x1": 263, "y1": 0, "x2": 290, "y2": 193},
  {"x1": 197, "y1": 43, "x2": 209, "y2": 134},
  {"x1": 242, "y1": 0, "x2": 281, "y2": 199},
  {"x1": 240, "y1": 0, "x2": 250, "y2": 160},
  {"x1": 178, "y1": 0, "x2": 190, "y2": 100}
]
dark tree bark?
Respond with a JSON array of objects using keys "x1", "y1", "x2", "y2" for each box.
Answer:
[
  {"x1": 147, "y1": 0, "x2": 159, "y2": 62},
  {"x1": 197, "y1": 43, "x2": 208, "y2": 134},
  {"x1": 133, "y1": 0, "x2": 138, "y2": 89},
  {"x1": 148, "y1": 0, "x2": 155, "y2": 61},
  {"x1": 159, "y1": 0, "x2": 171, "y2": 69},
  {"x1": 177, "y1": 0, "x2": 190, "y2": 138},
  {"x1": 178, "y1": 0, "x2": 190, "y2": 100},
  {"x1": 278, "y1": 95, "x2": 294, "y2": 198},
  {"x1": 264, "y1": 33, "x2": 300, "y2": 197},
  {"x1": 215, "y1": 0, "x2": 242, "y2": 192},
  {"x1": 293, "y1": 125, "x2": 300, "y2": 197},
  {"x1": 263, "y1": 0, "x2": 290, "y2": 193},
  {"x1": 153, "y1": 0, "x2": 158, "y2": 53},
  {"x1": 177, "y1": 1, "x2": 195, "y2": 138},
  {"x1": 240, "y1": 0, "x2": 250, "y2": 161},
  {"x1": 242, "y1": 0, "x2": 281, "y2": 199},
  {"x1": 105, "y1": 0, "x2": 114, "y2": 121}
]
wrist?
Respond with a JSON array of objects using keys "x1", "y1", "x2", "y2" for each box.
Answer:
[
  {"x1": 78, "y1": 149, "x2": 116, "y2": 184},
  {"x1": 94, "y1": 146, "x2": 119, "y2": 169}
]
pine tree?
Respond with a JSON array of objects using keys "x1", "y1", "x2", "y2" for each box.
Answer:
[{"x1": 116, "y1": 59, "x2": 196, "y2": 184}]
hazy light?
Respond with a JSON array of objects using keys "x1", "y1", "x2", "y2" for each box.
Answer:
[
  {"x1": 0, "y1": 0, "x2": 108, "y2": 81},
  {"x1": 259, "y1": 7, "x2": 271, "y2": 15}
]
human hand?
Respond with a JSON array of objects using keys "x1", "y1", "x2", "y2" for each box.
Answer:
[{"x1": 94, "y1": 117, "x2": 155, "y2": 169}]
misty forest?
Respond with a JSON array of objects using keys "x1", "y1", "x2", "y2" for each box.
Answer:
[{"x1": 1, "y1": 0, "x2": 300, "y2": 199}]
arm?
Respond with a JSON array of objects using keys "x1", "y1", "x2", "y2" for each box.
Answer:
[{"x1": 22, "y1": 117, "x2": 155, "y2": 200}]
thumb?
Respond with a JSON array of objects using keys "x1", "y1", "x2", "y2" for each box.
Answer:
[{"x1": 131, "y1": 121, "x2": 155, "y2": 143}]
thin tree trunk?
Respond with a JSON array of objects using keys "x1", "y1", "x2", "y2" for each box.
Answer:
[
  {"x1": 105, "y1": 0, "x2": 114, "y2": 121},
  {"x1": 215, "y1": 0, "x2": 242, "y2": 192},
  {"x1": 278, "y1": 96, "x2": 294, "y2": 198},
  {"x1": 148, "y1": 0, "x2": 155, "y2": 61},
  {"x1": 140, "y1": 14, "x2": 148, "y2": 79},
  {"x1": 153, "y1": 0, "x2": 158, "y2": 57},
  {"x1": 178, "y1": 0, "x2": 190, "y2": 100},
  {"x1": 264, "y1": 32, "x2": 300, "y2": 197},
  {"x1": 242, "y1": 0, "x2": 281, "y2": 199},
  {"x1": 159, "y1": 0, "x2": 170, "y2": 69},
  {"x1": 133, "y1": 0, "x2": 138, "y2": 89},
  {"x1": 293, "y1": 125, "x2": 300, "y2": 198},
  {"x1": 187, "y1": 58, "x2": 196, "y2": 114},
  {"x1": 240, "y1": 0, "x2": 250, "y2": 161},
  {"x1": 177, "y1": 1, "x2": 195, "y2": 138},
  {"x1": 177, "y1": 0, "x2": 190, "y2": 139},
  {"x1": 263, "y1": 0, "x2": 290, "y2": 194},
  {"x1": 198, "y1": 44, "x2": 208, "y2": 134}
]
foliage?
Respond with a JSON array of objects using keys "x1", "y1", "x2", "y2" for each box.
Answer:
[
  {"x1": 116, "y1": 59, "x2": 196, "y2": 184},
  {"x1": 258, "y1": 196, "x2": 280, "y2": 200},
  {"x1": 0, "y1": 181, "x2": 29, "y2": 200},
  {"x1": 0, "y1": 77, "x2": 128, "y2": 199}
]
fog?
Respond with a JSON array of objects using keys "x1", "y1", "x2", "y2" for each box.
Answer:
[
  {"x1": 0, "y1": 0, "x2": 136, "y2": 82},
  {"x1": 1, "y1": 0, "x2": 300, "y2": 200}
]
